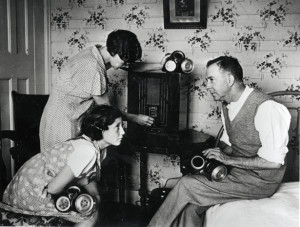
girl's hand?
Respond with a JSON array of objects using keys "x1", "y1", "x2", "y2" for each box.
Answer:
[
  {"x1": 41, "y1": 185, "x2": 51, "y2": 199},
  {"x1": 74, "y1": 209, "x2": 99, "y2": 227}
]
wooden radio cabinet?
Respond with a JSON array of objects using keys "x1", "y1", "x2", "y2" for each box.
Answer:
[{"x1": 127, "y1": 71, "x2": 190, "y2": 153}]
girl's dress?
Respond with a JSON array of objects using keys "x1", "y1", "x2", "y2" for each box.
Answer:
[
  {"x1": 0, "y1": 135, "x2": 106, "y2": 223},
  {"x1": 39, "y1": 46, "x2": 107, "y2": 152}
]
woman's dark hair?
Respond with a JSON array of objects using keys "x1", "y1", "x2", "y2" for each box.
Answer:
[
  {"x1": 78, "y1": 105, "x2": 122, "y2": 141},
  {"x1": 206, "y1": 56, "x2": 243, "y2": 82},
  {"x1": 106, "y1": 29, "x2": 142, "y2": 64}
]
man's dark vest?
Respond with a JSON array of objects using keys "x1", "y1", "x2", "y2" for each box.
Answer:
[{"x1": 222, "y1": 90, "x2": 286, "y2": 183}]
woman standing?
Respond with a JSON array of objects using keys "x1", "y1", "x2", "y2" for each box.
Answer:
[
  {"x1": 0, "y1": 105, "x2": 124, "y2": 226},
  {"x1": 39, "y1": 29, "x2": 154, "y2": 152}
]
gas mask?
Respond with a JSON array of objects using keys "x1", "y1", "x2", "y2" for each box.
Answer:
[
  {"x1": 190, "y1": 154, "x2": 228, "y2": 182},
  {"x1": 162, "y1": 50, "x2": 194, "y2": 74},
  {"x1": 54, "y1": 185, "x2": 96, "y2": 214}
]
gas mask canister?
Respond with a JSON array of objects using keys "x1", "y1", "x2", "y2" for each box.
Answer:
[
  {"x1": 54, "y1": 185, "x2": 96, "y2": 214},
  {"x1": 162, "y1": 50, "x2": 194, "y2": 74},
  {"x1": 190, "y1": 154, "x2": 228, "y2": 182}
]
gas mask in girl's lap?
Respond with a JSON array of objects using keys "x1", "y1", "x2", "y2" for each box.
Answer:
[{"x1": 54, "y1": 185, "x2": 96, "y2": 214}]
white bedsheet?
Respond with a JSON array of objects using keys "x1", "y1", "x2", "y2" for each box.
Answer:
[{"x1": 204, "y1": 182, "x2": 299, "y2": 227}]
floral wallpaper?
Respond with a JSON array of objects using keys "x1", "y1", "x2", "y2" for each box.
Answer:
[
  {"x1": 85, "y1": 4, "x2": 107, "y2": 28},
  {"x1": 210, "y1": 0, "x2": 239, "y2": 27},
  {"x1": 124, "y1": 5, "x2": 150, "y2": 28},
  {"x1": 51, "y1": 7, "x2": 71, "y2": 30},
  {"x1": 145, "y1": 27, "x2": 168, "y2": 52},
  {"x1": 259, "y1": 0, "x2": 291, "y2": 26},
  {"x1": 233, "y1": 26, "x2": 265, "y2": 51},
  {"x1": 50, "y1": 0, "x2": 300, "y2": 203}
]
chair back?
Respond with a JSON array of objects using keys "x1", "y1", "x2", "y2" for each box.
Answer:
[{"x1": 10, "y1": 91, "x2": 49, "y2": 169}]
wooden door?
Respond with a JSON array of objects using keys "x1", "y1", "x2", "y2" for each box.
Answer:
[{"x1": 0, "y1": 0, "x2": 50, "y2": 180}]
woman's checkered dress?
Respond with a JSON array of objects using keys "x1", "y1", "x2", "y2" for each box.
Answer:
[{"x1": 39, "y1": 46, "x2": 107, "y2": 152}]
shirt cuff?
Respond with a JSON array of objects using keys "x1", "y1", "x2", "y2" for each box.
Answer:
[{"x1": 257, "y1": 147, "x2": 288, "y2": 165}]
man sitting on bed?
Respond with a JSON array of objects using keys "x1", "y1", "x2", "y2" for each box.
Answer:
[{"x1": 148, "y1": 55, "x2": 291, "y2": 227}]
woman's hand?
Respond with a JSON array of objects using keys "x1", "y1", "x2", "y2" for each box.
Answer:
[
  {"x1": 132, "y1": 114, "x2": 154, "y2": 126},
  {"x1": 202, "y1": 148, "x2": 229, "y2": 164},
  {"x1": 41, "y1": 185, "x2": 50, "y2": 199}
]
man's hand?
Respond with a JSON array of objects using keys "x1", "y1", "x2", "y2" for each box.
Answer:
[
  {"x1": 133, "y1": 114, "x2": 154, "y2": 126},
  {"x1": 203, "y1": 148, "x2": 282, "y2": 170},
  {"x1": 202, "y1": 148, "x2": 229, "y2": 164}
]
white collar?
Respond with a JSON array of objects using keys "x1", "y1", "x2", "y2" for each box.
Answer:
[{"x1": 226, "y1": 86, "x2": 254, "y2": 110}]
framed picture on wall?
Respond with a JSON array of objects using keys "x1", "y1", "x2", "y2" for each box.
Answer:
[{"x1": 163, "y1": 0, "x2": 207, "y2": 29}]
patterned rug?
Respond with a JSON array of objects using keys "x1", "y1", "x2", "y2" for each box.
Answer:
[{"x1": 0, "y1": 207, "x2": 73, "y2": 226}]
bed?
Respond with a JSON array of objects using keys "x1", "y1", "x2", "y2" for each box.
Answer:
[{"x1": 204, "y1": 181, "x2": 299, "y2": 227}]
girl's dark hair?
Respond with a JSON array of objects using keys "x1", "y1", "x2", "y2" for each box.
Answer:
[
  {"x1": 78, "y1": 105, "x2": 122, "y2": 141},
  {"x1": 106, "y1": 29, "x2": 142, "y2": 64},
  {"x1": 206, "y1": 56, "x2": 243, "y2": 82}
]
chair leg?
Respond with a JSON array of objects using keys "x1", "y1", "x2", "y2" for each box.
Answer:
[{"x1": 0, "y1": 148, "x2": 8, "y2": 196}]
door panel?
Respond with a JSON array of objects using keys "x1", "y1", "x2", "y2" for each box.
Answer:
[{"x1": 0, "y1": 0, "x2": 49, "y2": 180}]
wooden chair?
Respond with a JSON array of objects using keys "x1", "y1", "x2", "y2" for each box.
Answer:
[{"x1": 0, "y1": 91, "x2": 49, "y2": 195}]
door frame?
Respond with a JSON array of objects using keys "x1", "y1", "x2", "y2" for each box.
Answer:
[{"x1": 37, "y1": 0, "x2": 51, "y2": 94}]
